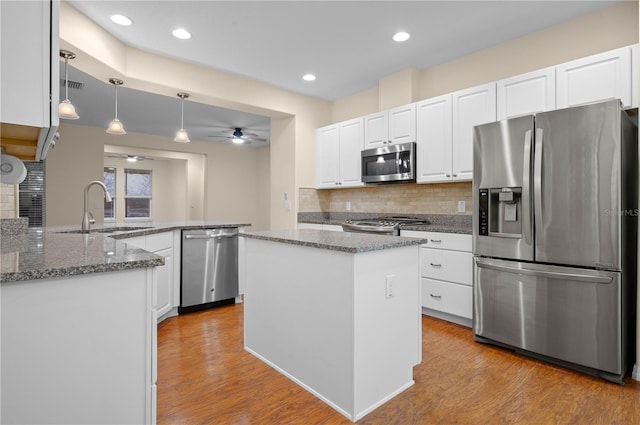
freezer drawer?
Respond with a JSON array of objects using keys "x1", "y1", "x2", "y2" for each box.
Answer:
[{"x1": 474, "y1": 257, "x2": 622, "y2": 376}]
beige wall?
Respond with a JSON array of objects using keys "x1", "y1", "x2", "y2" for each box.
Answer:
[
  {"x1": 104, "y1": 144, "x2": 206, "y2": 221},
  {"x1": 46, "y1": 124, "x2": 104, "y2": 226},
  {"x1": 103, "y1": 156, "x2": 188, "y2": 223},
  {"x1": 255, "y1": 146, "x2": 271, "y2": 231},
  {"x1": 59, "y1": 2, "x2": 330, "y2": 230},
  {"x1": 47, "y1": 123, "x2": 267, "y2": 228},
  {"x1": 332, "y1": 1, "x2": 639, "y2": 122}
]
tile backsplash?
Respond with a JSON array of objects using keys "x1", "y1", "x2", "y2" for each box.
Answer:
[
  {"x1": 0, "y1": 183, "x2": 18, "y2": 218},
  {"x1": 299, "y1": 182, "x2": 473, "y2": 215}
]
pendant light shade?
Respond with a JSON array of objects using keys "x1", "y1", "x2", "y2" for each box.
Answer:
[
  {"x1": 59, "y1": 50, "x2": 79, "y2": 119},
  {"x1": 174, "y1": 92, "x2": 190, "y2": 143},
  {"x1": 106, "y1": 78, "x2": 126, "y2": 135}
]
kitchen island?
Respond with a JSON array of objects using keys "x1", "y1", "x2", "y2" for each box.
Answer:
[
  {"x1": 0, "y1": 220, "x2": 249, "y2": 425},
  {"x1": 241, "y1": 229, "x2": 427, "y2": 422}
]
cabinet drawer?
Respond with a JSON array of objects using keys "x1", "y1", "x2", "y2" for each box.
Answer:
[
  {"x1": 421, "y1": 248, "x2": 472, "y2": 285},
  {"x1": 401, "y1": 230, "x2": 471, "y2": 252},
  {"x1": 421, "y1": 278, "x2": 472, "y2": 319},
  {"x1": 145, "y1": 231, "x2": 174, "y2": 252}
]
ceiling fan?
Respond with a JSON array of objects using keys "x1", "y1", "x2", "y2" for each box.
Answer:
[
  {"x1": 208, "y1": 127, "x2": 268, "y2": 144},
  {"x1": 105, "y1": 154, "x2": 155, "y2": 162}
]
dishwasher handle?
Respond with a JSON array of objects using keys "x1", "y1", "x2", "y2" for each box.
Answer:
[{"x1": 184, "y1": 233, "x2": 237, "y2": 240}]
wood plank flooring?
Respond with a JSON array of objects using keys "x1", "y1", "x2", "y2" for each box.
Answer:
[{"x1": 158, "y1": 303, "x2": 640, "y2": 424}]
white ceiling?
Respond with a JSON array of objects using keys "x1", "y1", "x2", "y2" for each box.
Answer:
[{"x1": 63, "y1": 0, "x2": 620, "y2": 144}]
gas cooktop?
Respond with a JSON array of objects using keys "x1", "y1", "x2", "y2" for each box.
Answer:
[{"x1": 342, "y1": 217, "x2": 429, "y2": 235}]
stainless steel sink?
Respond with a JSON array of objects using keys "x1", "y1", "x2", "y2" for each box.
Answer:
[{"x1": 58, "y1": 226, "x2": 153, "y2": 234}]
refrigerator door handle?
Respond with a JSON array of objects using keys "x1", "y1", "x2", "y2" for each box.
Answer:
[
  {"x1": 533, "y1": 128, "x2": 543, "y2": 241},
  {"x1": 475, "y1": 258, "x2": 613, "y2": 284},
  {"x1": 523, "y1": 129, "x2": 533, "y2": 245}
]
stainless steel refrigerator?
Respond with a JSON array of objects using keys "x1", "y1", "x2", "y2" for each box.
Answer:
[{"x1": 472, "y1": 99, "x2": 637, "y2": 383}]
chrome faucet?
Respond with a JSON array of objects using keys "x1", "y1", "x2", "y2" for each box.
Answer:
[{"x1": 82, "y1": 181, "x2": 112, "y2": 232}]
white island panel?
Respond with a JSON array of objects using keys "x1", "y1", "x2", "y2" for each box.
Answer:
[
  {"x1": 1, "y1": 268, "x2": 156, "y2": 425},
  {"x1": 243, "y1": 235, "x2": 421, "y2": 422}
]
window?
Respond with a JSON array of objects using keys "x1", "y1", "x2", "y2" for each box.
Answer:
[
  {"x1": 19, "y1": 160, "x2": 46, "y2": 227},
  {"x1": 103, "y1": 167, "x2": 116, "y2": 219},
  {"x1": 125, "y1": 168, "x2": 152, "y2": 218}
]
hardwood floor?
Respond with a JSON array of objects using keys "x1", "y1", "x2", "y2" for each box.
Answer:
[{"x1": 158, "y1": 303, "x2": 640, "y2": 424}]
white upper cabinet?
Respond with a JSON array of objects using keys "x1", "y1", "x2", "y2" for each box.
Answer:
[
  {"x1": 497, "y1": 67, "x2": 556, "y2": 120},
  {"x1": 316, "y1": 125, "x2": 340, "y2": 188},
  {"x1": 316, "y1": 118, "x2": 364, "y2": 189},
  {"x1": 338, "y1": 118, "x2": 364, "y2": 187},
  {"x1": 556, "y1": 46, "x2": 632, "y2": 108},
  {"x1": 0, "y1": 0, "x2": 59, "y2": 160},
  {"x1": 452, "y1": 83, "x2": 496, "y2": 182},
  {"x1": 416, "y1": 94, "x2": 453, "y2": 183},
  {"x1": 364, "y1": 103, "x2": 416, "y2": 148},
  {"x1": 363, "y1": 111, "x2": 388, "y2": 148}
]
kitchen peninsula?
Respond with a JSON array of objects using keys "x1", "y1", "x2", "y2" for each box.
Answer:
[
  {"x1": 0, "y1": 220, "x2": 248, "y2": 425},
  {"x1": 241, "y1": 229, "x2": 427, "y2": 421}
]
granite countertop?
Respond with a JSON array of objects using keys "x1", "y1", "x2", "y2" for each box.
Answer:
[
  {"x1": 0, "y1": 221, "x2": 251, "y2": 283},
  {"x1": 242, "y1": 229, "x2": 428, "y2": 253},
  {"x1": 297, "y1": 212, "x2": 472, "y2": 235},
  {"x1": 51, "y1": 220, "x2": 252, "y2": 239}
]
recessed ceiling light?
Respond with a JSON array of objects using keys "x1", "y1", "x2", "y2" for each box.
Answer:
[
  {"x1": 111, "y1": 14, "x2": 132, "y2": 26},
  {"x1": 172, "y1": 28, "x2": 191, "y2": 40},
  {"x1": 393, "y1": 31, "x2": 410, "y2": 42},
  {"x1": 302, "y1": 74, "x2": 316, "y2": 82}
]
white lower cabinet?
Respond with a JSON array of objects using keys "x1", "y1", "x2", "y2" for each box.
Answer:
[
  {"x1": 421, "y1": 278, "x2": 472, "y2": 320},
  {"x1": 402, "y1": 230, "x2": 473, "y2": 327},
  {"x1": 1, "y1": 269, "x2": 156, "y2": 424},
  {"x1": 124, "y1": 231, "x2": 179, "y2": 322}
]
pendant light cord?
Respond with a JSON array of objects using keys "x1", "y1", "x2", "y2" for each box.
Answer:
[
  {"x1": 64, "y1": 57, "x2": 69, "y2": 100},
  {"x1": 114, "y1": 84, "x2": 118, "y2": 119},
  {"x1": 180, "y1": 97, "x2": 184, "y2": 128}
]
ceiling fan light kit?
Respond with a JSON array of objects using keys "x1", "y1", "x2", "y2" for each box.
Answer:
[
  {"x1": 59, "y1": 50, "x2": 80, "y2": 120},
  {"x1": 106, "y1": 78, "x2": 126, "y2": 135},
  {"x1": 174, "y1": 92, "x2": 190, "y2": 143}
]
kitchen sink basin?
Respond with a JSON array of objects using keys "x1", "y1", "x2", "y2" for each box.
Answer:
[{"x1": 58, "y1": 226, "x2": 153, "y2": 234}]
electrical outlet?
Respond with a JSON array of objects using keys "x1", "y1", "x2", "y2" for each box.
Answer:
[
  {"x1": 458, "y1": 201, "x2": 466, "y2": 213},
  {"x1": 346, "y1": 201, "x2": 351, "y2": 211},
  {"x1": 385, "y1": 275, "x2": 395, "y2": 299}
]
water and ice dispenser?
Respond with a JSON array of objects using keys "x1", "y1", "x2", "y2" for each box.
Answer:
[{"x1": 478, "y1": 187, "x2": 522, "y2": 238}]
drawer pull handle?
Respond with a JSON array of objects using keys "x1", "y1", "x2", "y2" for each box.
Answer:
[
  {"x1": 430, "y1": 239, "x2": 442, "y2": 243},
  {"x1": 429, "y1": 293, "x2": 442, "y2": 300},
  {"x1": 430, "y1": 263, "x2": 442, "y2": 268}
]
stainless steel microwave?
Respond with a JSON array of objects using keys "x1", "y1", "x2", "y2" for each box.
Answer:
[{"x1": 361, "y1": 142, "x2": 416, "y2": 183}]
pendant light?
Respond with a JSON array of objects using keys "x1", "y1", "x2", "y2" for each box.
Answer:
[
  {"x1": 174, "y1": 92, "x2": 190, "y2": 143},
  {"x1": 106, "y1": 78, "x2": 126, "y2": 135},
  {"x1": 59, "y1": 50, "x2": 79, "y2": 119}
]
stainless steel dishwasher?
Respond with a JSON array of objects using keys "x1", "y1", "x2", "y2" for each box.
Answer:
[{"x1": 180, "y1": 227, "x2": 239, "y2": 312}]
